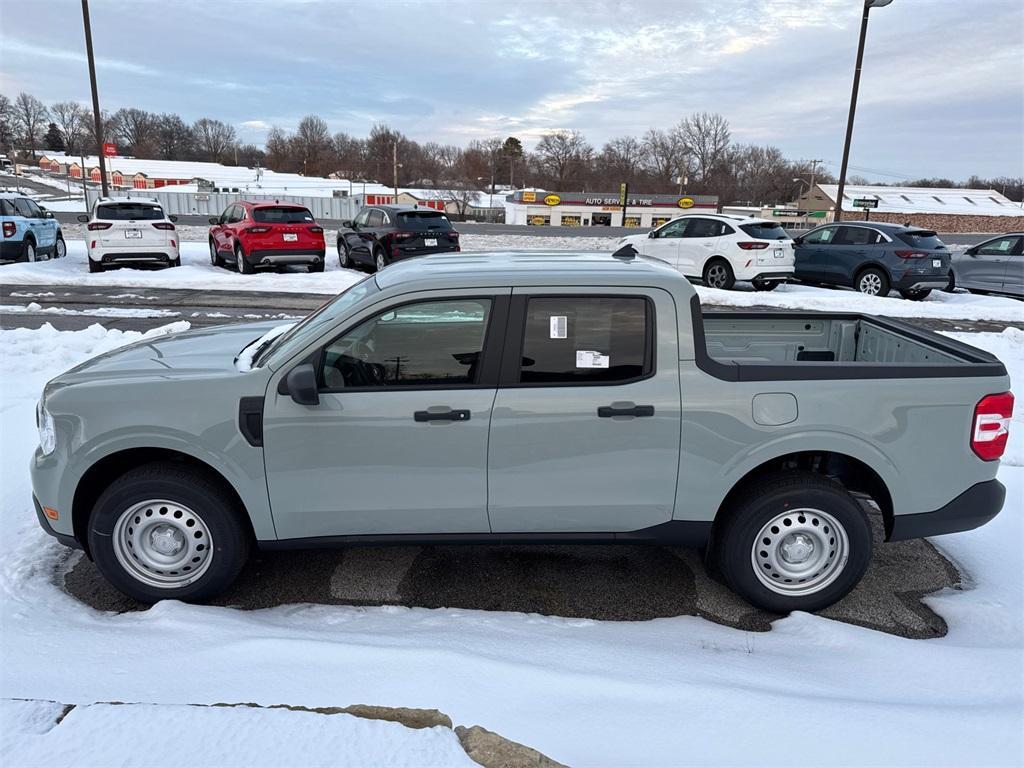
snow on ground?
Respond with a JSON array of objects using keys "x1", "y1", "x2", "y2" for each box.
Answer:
[
  {"x1": 3, "y1": 237, "x2": 1020, "y2": 323},
  {"x1": 0, "y1": 322, "x2": 1022, "y2": 765},
  {"x1": 2, "y1": 701, "x2": 475, "y2": 768},
  {"x1": 0, "y1": 301, "x2": 179, "y2": 319}
]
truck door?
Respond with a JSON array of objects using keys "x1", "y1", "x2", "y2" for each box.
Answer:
[
  {"x1": 263, "y1": 291, "x2": 508, "y2": 539},
  {"x1": 487, "y1": 289, "x2": 682, "y2": 533}
]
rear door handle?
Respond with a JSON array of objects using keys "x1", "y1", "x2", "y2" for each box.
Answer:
[
  {"x1": 598, "y1": 404, "x2": 655, "y2": 418},
  {"x1": 414, "y1": 409, "x2": 470, "y2": 422}
]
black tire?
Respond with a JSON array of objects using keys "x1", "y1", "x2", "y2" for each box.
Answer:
[
  {"x1": 710, "y1": 472, "x2": 872, "y2": 613},
  {"x1": 854, "y1": 267, "x2": 890, "y2": 297},
  {"x1": 703, "y1": 258, "x2": 735, "y2": 290},
  {"x1": 22, "y1": 237, "x2": 37, "y2": 262},
  {"x1": 338, "y1": 239, "x2": 352, "y2": 269},
  {"x1": 236, "y1": 243, "x2": 254, "y2": 274},
  {"x1": 169, "y1": 256, "x2": 181, "y2": 268},
  {"x1": 209, "y1": 239, "x2": 224, "y2": 268},
  {"x1": 373, "y1": 247, "x2": 388, "y2": 273},
  {"x1": 309, "y1": 261, "x2": 325, "y2": 273},
  {"x1": 898, "y1": 288, "x2": 931, "y2": 301},
  {"x1": 54, "y1": 234, "x2": 66, "y2": 259},
  {"x1": 943, "y1": 271, "x2": 956, "y2": 293},
  {"x1": 88, "y1": 258, "x2": 103, "y2": 273},
  {"x1": 87, "y1": 462, "x2": 250, "y2": 604},
  {"x1": 752, "y1": 279, "x2": 779, "y2": 292}
]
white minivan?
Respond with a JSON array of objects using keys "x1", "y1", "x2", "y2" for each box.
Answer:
[
  {"x1": 78, "y1": 197, "x2": 180, "y2": 273},
  {"x1": 617, "y1": 213, "x2": 794, "y2": 290}
]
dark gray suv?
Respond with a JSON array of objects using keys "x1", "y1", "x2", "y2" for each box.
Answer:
[{"x1": 793, "y1": 222, "x2": 950, "y2": 299}]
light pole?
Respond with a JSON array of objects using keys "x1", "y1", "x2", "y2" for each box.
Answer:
[
  {"x1": 835, "y1": 0, "x2": 892, "y2": 222},
  {"x1": 81, "y1": 0, "x2": 109, "y2": 198}
]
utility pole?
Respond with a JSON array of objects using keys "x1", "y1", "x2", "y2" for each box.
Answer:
[
  {"x1": 835, "y1": 0, "x2": 892, "y2": 222},
  {"x1": 392, "y1": 141, "x2": 399, "y2": 203},
  {"x1": 81, "y1": 0, "x2": 109, "y2": 198}
]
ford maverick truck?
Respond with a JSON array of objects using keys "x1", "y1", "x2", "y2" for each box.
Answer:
[{"x1": 31, "y1": 251, "x2": 1012, "y2": 612}]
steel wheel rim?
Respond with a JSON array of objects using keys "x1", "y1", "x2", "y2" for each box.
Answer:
[
  {"x1": 209, "y1": 241, "x2": 217, "y2": 265},
  {"x1": 707, "y1": 264, "x2": 727, "y2": 288},
  {"x1": 859, "y1": 273, "x2": 881, "y2": 295},
  {"x1": 376, "y1": 253, "x2": 386, "y2": 271},
  {"x1": 112, "y1": 499, "x2": 214, "y2": 589},
  {"x1": 26, "y1": 243, "x2": 35, "y2": 262},
  {"x1": 750, "y1": 507, "x2": 849, "y2": 596},
  {"x1": 339, "y1": 242, "x2": 349, "y2": 267},
  {"x1": 56, "y1": 239, "x2": 66, "y2": 258}
]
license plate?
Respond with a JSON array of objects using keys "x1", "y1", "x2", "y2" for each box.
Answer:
[
  {"x1": 283, "y1": 233, "x2": 298, "y2": 242},
  {"x1": 774, "y1": 248, "x2": 784, "y2": 258},
  {"x1": 125, "y1": 229, "x2": 142, "y2": 239},
  {"x1": 932, "y1": 259, "x2": 941, "y2": 268},
  {"x1": 425, "y1": 238, "x2": 437, "y2": 247}
]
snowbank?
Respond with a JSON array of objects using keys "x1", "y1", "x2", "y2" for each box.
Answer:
[{"x1": 0, "y1": 322, "x2": 1021, "y2": 766}]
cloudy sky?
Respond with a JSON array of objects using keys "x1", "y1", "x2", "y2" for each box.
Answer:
[{"x1": 2, "y1": 0, "x2": 1021, "y2": 181}]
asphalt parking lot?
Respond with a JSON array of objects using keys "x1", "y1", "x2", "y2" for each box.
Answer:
[{"x1": 64, "y1": 509, "x2": 960, "y2": 639}]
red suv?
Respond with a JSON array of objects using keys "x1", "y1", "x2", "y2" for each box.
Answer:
[{"x1": 208, "y1": 202, "x2": 326, "y2": 273}]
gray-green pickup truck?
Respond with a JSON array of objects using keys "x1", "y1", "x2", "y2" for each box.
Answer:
[{"x1": 31, "y1": 251, "x2": 1012, "y2": 612}]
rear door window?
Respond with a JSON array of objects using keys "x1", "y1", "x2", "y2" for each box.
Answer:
[
  {"x1": 897, "y1": 230, "x2": 945, "y2": 250},
  {"x1": 97, "y1": 203, "x2": 164, "y2": 221},
  {"x1": 397, "y1": 211, "x2": 452, "y2": 231},
  {"x1": 682, "y1": 218, "x2": 725, "y2": 238},
  {"x1": 0, "y1": 199, "x2": 14, "y2": 216},
  {"x1": 367, "y1": 210, "x2": 385, "y2": 227},
  {"x1": 739, "y1": 221, "x2": 789, "y2": 240},
  {"x1": 835, "y1": 226, "x2": 881, "y2": 246},
  {"x1": 253, "y1": 207, "x2": 314, "y2": 224},
  {"x1": 518, "y1": 296, "x2": 651, "y2": 385}
]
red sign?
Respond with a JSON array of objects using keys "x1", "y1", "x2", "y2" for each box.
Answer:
[{"x1": 102, "y1": 143, "x2": 117, "y2": 158}]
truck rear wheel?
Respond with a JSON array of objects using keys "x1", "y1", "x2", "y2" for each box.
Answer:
[
  {"x1": 711, "y1": 472, "x2": 872, "y2": 613},
  {"x1": 88, "y1": 462, "x2": 250, "y2": 604}
]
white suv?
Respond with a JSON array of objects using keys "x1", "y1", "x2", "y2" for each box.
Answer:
[
  {"x1": 617, "y1": 213, "x2": 794, "y2": 290},
  {"x1": 78, "y1": 197, "x2": 180, "y2": 273}
]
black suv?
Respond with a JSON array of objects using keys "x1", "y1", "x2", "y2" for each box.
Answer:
[{"x1": 337, "y1": 205, "x2": 460, "y2": 272}]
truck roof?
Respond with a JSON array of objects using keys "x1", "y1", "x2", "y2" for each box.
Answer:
[{"x1": 373, "y1": 251, "x2": 693, "y2": 294}]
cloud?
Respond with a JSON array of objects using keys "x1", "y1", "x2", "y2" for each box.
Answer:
[{"x1": 2, "y1": 39, "x2": 158, "y2": 76}]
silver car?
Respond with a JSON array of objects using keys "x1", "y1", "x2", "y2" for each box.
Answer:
[{"x1": 947, "y1": 232, "x2": 1023, "y2": 297}]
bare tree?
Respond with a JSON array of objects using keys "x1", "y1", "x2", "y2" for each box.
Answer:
[
  {"x1": 0, "y1": 94, "x2": 14, "y2": 152},
  {"x1": 679, "y1": 112, "x2": 731, "y2": 182},
  {"x1": 333, "y1": 132, "x2": 365, "y2": 178},
  {"x1": 534, "y1": 129, "x2": 593, "y2": 188},
  {"x1": 192, "y1": 118, "x2": 237, "y2": 163},
  {"x1": 50, "y1": 102, "x2": 87, "y2": 156},
  {"x1": 293, "y1": 115, "x2": 333, "y2": 176},
  {"x1": 641, "y1": 128, "x2": 687, "y2": 189},
  {"x1": 13, "y1": 92, "x2": 49, "y2": 154},
  {"x1": 155, "y1": 113, "x2": 193, "y2": 160},
  {"x1": 114, "y1": 108, "x2": 159, "y2": 157},
  {"x1": 599, "y1": 136, "x2": 645, "y2": 185}
]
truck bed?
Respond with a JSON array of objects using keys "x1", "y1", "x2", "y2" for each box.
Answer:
[{"x1": 694, "y1": 307, "x2": 1006, "y2": 381}]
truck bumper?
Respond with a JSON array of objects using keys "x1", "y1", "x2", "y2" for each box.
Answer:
[{"x1": 887, "y1": 479, "x2": 1005, "y2": 541}]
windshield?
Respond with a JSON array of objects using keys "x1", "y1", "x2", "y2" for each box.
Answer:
[
  {"x1": 97, "y1": 203, "x2": 163, "y2": 220},
  {"x1": 253, "y1": 206, "x2": 315, "y2": 223},
  {"x1": 739, "y1": 222, "x2": 790, "y2": 240},
  {"x1": 258, "y1": 276, "x2": 378, "y2": 368},
  {"x1": 897, "y1": 230, "x2": 945, "y2": 249},
  {"x1": 398, "y1": 211, "x2": 453, "y2": 231}
]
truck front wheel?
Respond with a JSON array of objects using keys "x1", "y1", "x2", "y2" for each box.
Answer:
[
  {"x1": 88, "y1": 462, "x2": 250, "y2": 604},
  {"x1": 711, "y1": 472, "x2": 872, "y2": 613}
]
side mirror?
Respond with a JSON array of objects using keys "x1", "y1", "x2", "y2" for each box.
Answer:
[
  {"x1": 647, "y1": 230, "x2": 657, "y2": 239},
  {"x1": 341, "y1": 220, "x2": 353, "y2": 228},
  {"x1": 77, "y1": 214, "x2": 89, "y2": 223},
  {"x1": 793, "y1": 236, "x2": 804, "y2": 245},
  {"x1": 965, "y1": 247, "x2": 977, "y2": 256},
  {"x1": 209, "y1": 217, "x2": 219, "y2": 225},
  {"x1": 169, "y1": 214, "x2": 178, "y2": 222},
  {"x1": 285, "y1": 363, "x2": 320, "y2": 406}
]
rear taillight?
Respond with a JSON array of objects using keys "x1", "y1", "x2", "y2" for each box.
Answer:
[
  {"x1": 737, "y1": 241, "x2": 769, "y2": 250},
  {"x1": 972, "y1": 392, "x2": 1014, "y2": 461},
  {"x1": 449, "y1": 231, "x2": 460, "y2": 239},
  {"x1": 87, "y1": 222, "x2": 112, "y2": 231},
  {"x1": 895, "y1": 250, "x2": 927, "y2": 259},
  {"x1": 170, "y1": 240, "x2": 176, "y2": 248},
  {"x1": 152, "y1": 222, "x2": 175, "y2": 230},
  {"x1": 244, "y1": 226, "x2": 270, "y2": 234},
  {"x1": 2, "y1": 222, "x2": 14, "y2": 238},
  {"x1": 309, "y1": 226, "x2": 324, "y2": 234},
  {"x1": 392, "y1": 232, "x2": 415, "y2": 241}
]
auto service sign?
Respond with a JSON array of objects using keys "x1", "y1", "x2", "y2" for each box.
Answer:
[
  {"x1": 102, "y1": 143, "x2": 117, "y2": 158},
  {"x1": 544, "y1": 194, "x2": 561, "y2": 206},
  {"x1": 677, "y1": 197, "x2": 695, "y2": 209}
]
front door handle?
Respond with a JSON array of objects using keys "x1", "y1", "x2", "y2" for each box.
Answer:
[
  {"x1": 414, "y1": 409, "x2": 470, "y2": 423},
  {"x1": 598, "y1": 404, "x2": 655, "y2": 418}
]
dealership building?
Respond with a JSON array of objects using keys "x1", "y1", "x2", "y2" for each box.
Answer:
[{"x1": 504, "y1": 190, "x2": 719, "y2": 227}]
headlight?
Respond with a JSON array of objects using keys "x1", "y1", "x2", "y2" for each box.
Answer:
[{"x1": 36, "y1": 400, "x2": 56, "y2": 456}]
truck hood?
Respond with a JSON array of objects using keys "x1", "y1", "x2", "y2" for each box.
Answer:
[{"x1": 48, "y1": 321, "x2": 282, "y2": 390}]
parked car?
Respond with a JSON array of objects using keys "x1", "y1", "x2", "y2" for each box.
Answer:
[
  {"x1": 947, "y1": 232, "x2": 1023, "y2": 298},
  {"x1": 616, "y1": 213, "x2": 794, "y2": 290},
  {"x1": 337, "y1": 205, "x2": 460, "y2": 272},
  {"x1": 793, "y1": 222, "x2": 950, "y2": 299},
  {"x1": 78, "y1": 197, "x2": 179, "y2": 273},
  {"x1": 0, "y1": 192, "x2": 65, "y2": 264},
  {"x1": 31, "y1": 251, "x2": 1011, "y2": 613},
  {"x1": 209, "y1": 202, "x2": 326, "y2": 274}
]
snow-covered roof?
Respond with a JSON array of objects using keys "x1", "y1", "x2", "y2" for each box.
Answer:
[{"x1": 818, "y1": 184, "x2": 1021, "y2": 217}]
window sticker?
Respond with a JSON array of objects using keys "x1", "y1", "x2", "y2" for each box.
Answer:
[
  {"x1": 576, "y1": 350, "x2": 609, "y2": 368},
  {"x1": 550, "y1": 315, "x2": 567, "y2": 339}
]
